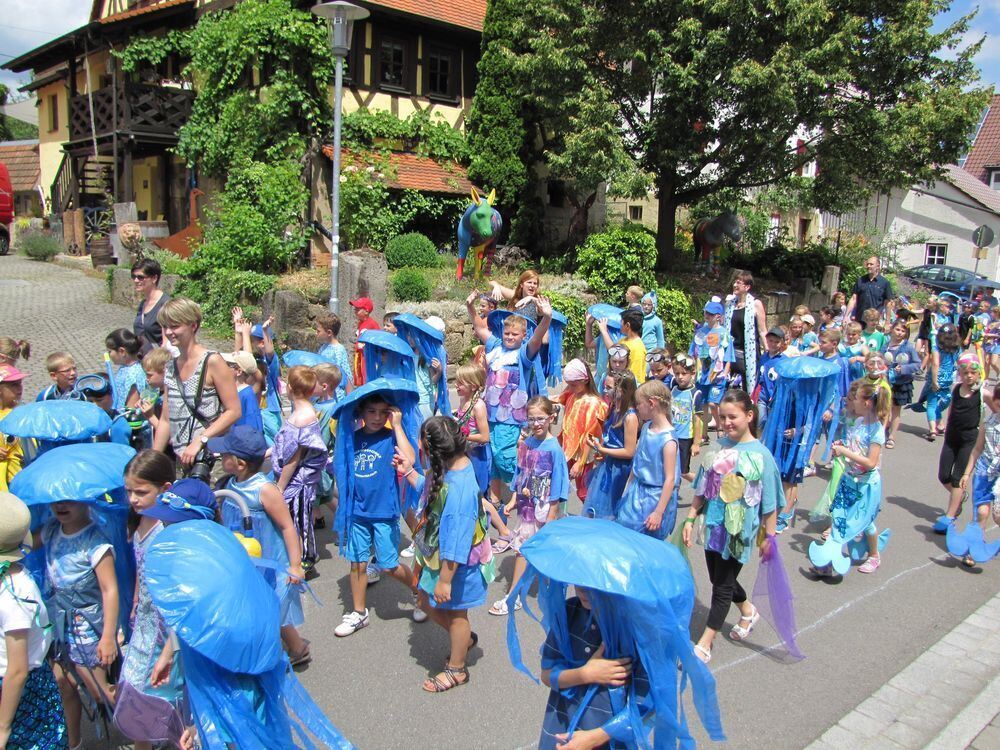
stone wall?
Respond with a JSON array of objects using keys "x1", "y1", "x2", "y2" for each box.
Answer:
[{"x1": 109, "y1": 267, "x2": 181, "y2": 308}]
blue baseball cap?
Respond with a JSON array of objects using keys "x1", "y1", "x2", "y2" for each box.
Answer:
[
  {"x1": 206, "y1": 425, "x2": 268, "y2": 461},
  {"x1": 704, "y1": 301, "x2": 725, "y2": 316},
  {"x1": 141, "y1": 478, "x2": 217, "y2": 523},
  {"x1": 250, "y1": 323, "x2": 270, "y2": 339}
]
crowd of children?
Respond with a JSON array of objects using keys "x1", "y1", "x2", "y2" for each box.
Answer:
[{"x1": 2, "y1": 268, "x2": 1000, "y2": 749}]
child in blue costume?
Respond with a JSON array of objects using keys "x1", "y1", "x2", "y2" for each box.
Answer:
[
  {"x1": 224, "y1": 350, "x2": 264, "y2": 433},
  {"x1": 489, "y1": 397, "x2": 569, "y2": 617},
  {"x1": 838, "y1": 322, "x2": 868, "y2": 381},
  {"x1": 918, "y1": 323, "x2": 961, "y2": 439},
  {"x1": 585, "y1": 304, "x2": 623, "y2": 393},
  {"x1": 106, "y1": 328, "x2": 148, "y2": 413},
  {"x1": 640, "y1": 290, "x2": 665, "y2": 354},
  {"x1": 809, "y1": 379, "x2": 890, "y2": 577},
  {"x1": 506, "y1": 517, "x2": 725, "y2": 749},
  {"x1": 788, "y1": 314, "x2": 819, "y2": 356},
  {"x1": 143, "y1": 512, "x2": 354, "y2": 750},
  {"x1": 235, "y1": 310, "x2": 282, "y2": 445},
  {"x1": 683, "y1": 390, "x2": 782, "y2": 663},
  {"x1": 952, "y1": 383, "x2": 1000, "y2": 564},
  {"x1": 392, "y1": 313, "x2": 451, "y2": 419},
  {"x1": 466, "y1": 290, "x2": 552, "y2": 515},
  {"x1": 314, "y1": 311, "x2": 353, "y2": 400},
  {"x1": 689, "y1": 299, "x2": 734, "y2": 440},
  {"x1": 119, "y1": 451, "x2": 186, "y2": 750},
  {"x1": 209, "y1": 426, "x2": 310, "y2": 665},
  {"x1": 806, "y1": 329, "x2": 850, "y2": 472},
  {"x1": 670, "y1": 354, "x2": 701, "y2": 481},
  {"x1": 397, "y1": 416, "x2": 496, "y2": 692},
  {"x1": 454, "y1": 363, "x2": 492, "y2": 496},
  {"x1": 584, "y1": 371, "x2": 639, "y2": 519},
  {"x1": 331, "y1": 379, "x2": 421, "y2": 637},
  {"x1": 617, "y1": 379, "x2": 680, "y2": 539},
  {"x1": 311, "y1": 363, "x2": 342, "y2": 525},
  {"x1": 884, "y1": 318, "x2": 921, "y2": 448},
  {"x1": 756, "y1": 326, "x2": 787, "y2": 430}
]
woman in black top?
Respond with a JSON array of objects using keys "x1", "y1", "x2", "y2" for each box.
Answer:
[
  {"x1": 937, "y1": 356, "x2": 983, "y2": 535},
  {"x1": 132, "y1": 258, "x2": 170, "y2": 355}
]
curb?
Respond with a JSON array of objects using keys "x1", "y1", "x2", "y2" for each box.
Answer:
[{"x1": 926, "y1": 673, "x2": 1000, "y2": 750}]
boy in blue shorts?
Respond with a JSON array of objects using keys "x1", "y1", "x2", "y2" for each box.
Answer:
[
  {"x1": 757, "y1": 326, "x2": 787, "y2": 430},
  {"x1": 689, "y1": 299, "x2": 733, "y2": 441},
  {"x1": 466, "y1": 290, "x2": 552, "y2": 523}
]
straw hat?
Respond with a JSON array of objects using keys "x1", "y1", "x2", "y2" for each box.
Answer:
[{"x1": 0, "y1": 491, "x2": 31, "y2": 563}]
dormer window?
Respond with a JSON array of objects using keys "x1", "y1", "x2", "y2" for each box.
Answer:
[{"x1": 989, "y1": 168, "x2": 1000, "y2": 191}]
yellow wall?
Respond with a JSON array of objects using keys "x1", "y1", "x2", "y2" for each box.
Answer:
[{"x1": 132, "y1": 156, "x2": 163, "y2": 221}]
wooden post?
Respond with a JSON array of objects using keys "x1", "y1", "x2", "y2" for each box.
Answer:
[{"x1": 123, "y1": 147, "x2": 133, "y2": 204}]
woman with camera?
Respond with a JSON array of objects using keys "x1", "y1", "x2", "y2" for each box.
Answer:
[{"x1": 152, "y1": 298, "x2": 241, "y2": 473}]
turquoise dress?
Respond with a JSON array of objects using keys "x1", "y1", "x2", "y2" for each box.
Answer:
[
  {"x1": 616, "y1": 423, "x2": 680, "y2": 539},
  {"x1": 694, "y1": 438, "x2": 783, "y2": 563},
  {"x1": 219, "y1": 473, "x2": 303, "y2": 627},
  {"x1": 583, "y1": 408, "x2": 635, "y2": 519}
]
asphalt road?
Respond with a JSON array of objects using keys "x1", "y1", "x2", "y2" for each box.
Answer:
[{"x1": 3, "y1": 255, "x2": 997, "y2": 749}]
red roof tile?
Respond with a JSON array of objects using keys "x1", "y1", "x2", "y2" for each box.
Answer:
[
  {"x1": 940, "y1": 164, "x2": 1000, "y2": 215},
  {"x1": 100, "y1": 0, "x2": 193, "y2": 25},
  {"x1": 0, "y1": 141, "x2": 40, "y2": 193},
  {"x1": 322, "y1": 146, "x2": 474, "y2": 195},
  {"x1": 363, "y1": 0, "x2": 486, "y2": 32},
  {"x1": 962, "y1": 94, "x2": 1000, "y2": 185}
]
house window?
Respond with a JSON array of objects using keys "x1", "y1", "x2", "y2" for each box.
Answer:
[
  {"x1": 426, "y1": 47, "x2": 457, "y2": 99},
  {"x1": 926, "y1": 243, "x2": 947, "y2": 265},
  {"x1": 628, "y1": 205, "x2": 643, "y2": 221},
  {"x1": 378, "y1": 37, "x2": 408, "y2": 89},
  {"x1": 48, "y1": 94, "x2": 58, "y2": 132},
  {"x1": 990, "y1": 170, "x2": 1000, "y2": 191}
]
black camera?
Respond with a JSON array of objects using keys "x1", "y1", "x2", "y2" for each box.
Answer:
[{"x1": 186, "y1": 446, "x2": 216, "y2": 484}]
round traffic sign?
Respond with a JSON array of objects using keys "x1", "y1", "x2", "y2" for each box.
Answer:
[{"x1": 973, "y1": 224, "x2": 994, "y2": 248}]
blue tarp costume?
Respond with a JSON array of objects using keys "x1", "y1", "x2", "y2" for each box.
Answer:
[
  {"x1": 358, "y1": 329, "x2": 417, "y2": 381},
  {"x1": 588, "y1": 304, "x2": 623, "y2": 393},
  {"x1": 392, "y1": 313, "x2": 451, "y2": 417},
  {"x1": 283, "y1": 350, "x2": 327, "y2": 368},
  {"x1": 332, "y1": 378, "x2": 422, "y2": 536},
  {"x1": 487, "y1": 309, "x2": 548, "y2": 398},
  {"x1": 544, "y1": 311, "x2": 568, "y2": 388},
  {"x1": 144, "y1": 521, "x2": 353, "y2": 749},
  {"x1": 506, "y1": 517, "x2": 724, "y2": 749}
]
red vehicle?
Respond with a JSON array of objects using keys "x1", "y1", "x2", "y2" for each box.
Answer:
[{"x1": 0, "y1": 162, "x2": 12, "y2": 255}]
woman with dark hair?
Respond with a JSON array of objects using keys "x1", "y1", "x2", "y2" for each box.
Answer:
[
  {"x1": 724, "y1": 271, "x2": 768, "y2": 394},
  {"x1": 132, "y1": 258, "x2": 170, "y2": 355}
]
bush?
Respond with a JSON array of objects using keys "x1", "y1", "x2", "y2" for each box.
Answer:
[
  {"x1": 656, "y1": 286, "x2": 696, "y2": 352},
  {"x1": 175, "y1": 267, "x2": 277, "y2": 331},
  {"x1": 17, "y1": 231, "x2": 61, "y2": 261},
  {"x1": 391, "y1": 268, "x2": 432, "y2": 302},
  {"x1": 384, "y1": 232, "x2": 439, "y2": 270},
  {"x1": 576, "y1": 224, "x2": 657, "y2": 303},
  {"x1": 546, "y1": 291, "x2": 587, "y2": 359}
]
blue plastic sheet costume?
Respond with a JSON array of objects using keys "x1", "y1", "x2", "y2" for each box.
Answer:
[
  {"x1": 761, "y1": 356, "x2": 840, "y2": 479},
  {"x1": 283, "y1": 350, "x2": 326, "y2": 368},
  {"x1": 588, "y1": 304, "x2": 623, "y2": 393},
  {"x1": 332, "y1": 378, "x2": 422, "y2": 535},
  {"x1": 358, "y1": 329, "x2": 417, "y2": 381},
  {"x1": 10, "y1": 442, "x2": 137, "y2": 642},
  {"x1": 487, "y1": 309, "x2": 548, "y2": 398},
  {"x1": 506, "y1": 517, "x2": 724, "y2": 749},
  {"x1": 0, "y1": 399, "x2": 112, "y2": 442},
  {"x1": 543, "y1": 311, "x2": 568, "y2": 387},
  {"x1": 392, "y1": 313, "x2": 452, "y2": 417},
  {"x1": 144, "y1": 521, "x2": 354, "y2": 749}
]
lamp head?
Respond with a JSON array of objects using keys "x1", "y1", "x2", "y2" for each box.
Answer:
[{"x1": 311, "y1": 2, "x2": 370, "y2": 54}]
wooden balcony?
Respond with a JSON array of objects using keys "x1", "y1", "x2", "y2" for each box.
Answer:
[{"x1": 68, "y1": 83, "x2": 194, "y2": 147}]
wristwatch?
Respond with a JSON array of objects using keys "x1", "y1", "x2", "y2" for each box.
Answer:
[{"x1": 199, "y1": 435, "x2": 209, "y2": 446}]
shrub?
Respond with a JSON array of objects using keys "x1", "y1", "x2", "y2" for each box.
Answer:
[
  {"x1": 546, "y1": 291, "x2": 587, "y2": 359},
  {"x1": 656, "y1": 286, "x2": 696, "y2": 352},
  {"x1": 384, "y1": 232, "x2": 439, "y2": 270},
  {"x1": 175, "y1": 267, "x2": 277, "y2": 331},
  {"x1": 576, "y1": 224, "x2": 657, "y2": 303},
  {"x1": 391, "y1": 268, "x2": 432, "y2": 302},
  {"x1": 17, "y1": 231, "x2": 61, "y2": 261}
]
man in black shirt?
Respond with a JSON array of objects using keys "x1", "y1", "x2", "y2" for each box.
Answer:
[{"x1": 845, "y1": 256, "x2": 895, "y2": 322}]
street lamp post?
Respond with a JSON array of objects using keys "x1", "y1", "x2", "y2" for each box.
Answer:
[{"x1": 312, "y1": 1, "x2": 370, "y2": 314}]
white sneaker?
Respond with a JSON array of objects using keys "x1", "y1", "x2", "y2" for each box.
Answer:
[
  {"x1": 412, "y1": 592, "x2": 428, "y2": 623},
  {"x1": 400, "y1": 542, "x2": 416, "y2": 558},
  {"x1": 366, "y1": 565, "x2": 381, "y2": 585},
  {"x1": 803, "y1": 464, "x2": 817, "y2": 477},
  {"x1": 334, "y1": 609, "x2": 369, "y2": 637}
]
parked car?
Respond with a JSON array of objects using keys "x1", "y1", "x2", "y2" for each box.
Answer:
[
  {"x1": 901, "y1": 264, "x2": 986, "y2": 295},
  {"x1": 0, "y1": 162, "x2": 12, "y2": 256}
]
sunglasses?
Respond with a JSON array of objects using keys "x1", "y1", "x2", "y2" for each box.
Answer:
[{"x1": 131, "y1": 274, "x2": 148, "y2": 281}]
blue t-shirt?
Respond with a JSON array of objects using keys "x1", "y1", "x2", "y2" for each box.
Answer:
[
  {"x1": 42, "y1": 519, "x2": 114, "y2": 644},
  {"x1": 484, "y1": 335, "x2": 538, "y2": 425},
  {"x1": 438, "y1": 463, "x2": 480, "y2": 564},
  {"x1": 937, "y1": 349, "x2": 960, "y2": 388},
  {"x1": 641, "y1": 314, "x2": 665, "y2": 353},
  {"x1": 511, "y1": 435, "x2": 570, "y2": 516},
  {"x1": 113, "y1": 361, "x2": 147, "y2": 412},
  {"x1": 757, "y1": 352, "x2": 785, "y2": 406},
  {"x1": 352, "y1": 427, "x2": 399, "y2": 518},
  {"x1": 838, "y1": 341, "x2": 867, "y2": 381},
  {"x1": 670, "y1": 385, "x2": 700, "y2": 440},
  {"x1": 263, "y1": 352, "x2": 281, "y2": 414},
  {"x1": 689, "y1": 323, "x2": 734, "y2": 385},
  {"x1": 317, "y1": 342, "x2": 352, "y2": 400},
  {"x1": 234, "y1": 384, "x2": 264, "y2": 432},
  {"x1": 843, "y1": 417, "x2": 885, "y2": 480}
]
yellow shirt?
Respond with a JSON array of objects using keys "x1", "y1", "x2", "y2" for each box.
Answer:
[
  {"x1": 0, "y1": 407, "x2": 24, "y2": 493},
  {"x1": 622, "y1": 336, "x2": 647, "y2": 384}
]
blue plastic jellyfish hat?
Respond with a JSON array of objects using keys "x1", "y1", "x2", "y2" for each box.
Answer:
[
  {"x1": 761, "y1": 356, "x2": 840, "y2": 477},
  {"x1": 358, "y1": 329, "x2": 417, "y2": 381},
  {"x1": 587, "y1": 303, "x2": 623, "y2": 391},
  {"x1": 144, "y1": 521, "x2": 354, "y2": 750},
  {"x1": 506, "y1": 517, "x2": 725, "y2": 749},
  {"x1": 391, "y1": 313, "x2": 451, "y2": 416},
  {"x1": 332, "y1": 377, "x2": 421, "y2": 546},
  {"x1": 283, "y1": 350, "x2": 326, "y2": 368},
  {"x1": 544, "y1": 310, "x2": 568, "y2": 387},
  {"x1": 0, "y1": 398, "x2": 112, "y2": 443},
  {"x1": 10, "y1": 442, "x2": 138, "y2": 639},
  {"x1": 486, "y1": 309, "x2": 547, "y2": 400}
]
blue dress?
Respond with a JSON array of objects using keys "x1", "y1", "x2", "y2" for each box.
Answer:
[
  {"x1": 616, "y1": 423, "x2": 680, "y2": 539},
  {"x1": 583, "y1": 408, "x2": 635, "y2": 519},
  {"x1": 415, "y1": 464, "x2": 495, "y2": 610},
  {"x1": 113, "y1": 362, "x2": 147, "y2": 412},
  {"x1": 219, "y1": 473, "x2": 303, "y2": 627}
]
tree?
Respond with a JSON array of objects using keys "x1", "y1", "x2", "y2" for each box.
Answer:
[{"x1": 520, "y1": 0, "x2": 989, "y2": 270}]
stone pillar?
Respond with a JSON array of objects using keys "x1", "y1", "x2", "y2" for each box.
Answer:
[
  {"x1": 821, "y1": 265, "x2": 840, "y2": 298},
  {"x1": 337, "y1": 248, "x2": 388, "y2": 321}
]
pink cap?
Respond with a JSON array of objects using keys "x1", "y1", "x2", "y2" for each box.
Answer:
[{"x1": 0, "y1": 365, "x2": 27, "y2": 383}]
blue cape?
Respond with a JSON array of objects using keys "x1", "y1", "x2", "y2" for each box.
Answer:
[
  {"x1": 283, "y1": 350, "x2": 326, "y2": 368},
  {"x1": 0, "y1": 399, "x2": 112, "y2": 440},
  {"x1": 544, "y1": 310, "x2": 568, "y2": 387},
  {"x1": 359, "y1": 330, "x2": 416, "y2": 381},
  {"x1": 588, "y1": 304, "x2": 623, "y2": 392},
  {"x1": 392, "y1": 313, "x2": 451, "y2": 417},
  {"x1": 506, "y1": 518, "x2": 724, "y2": 748}
]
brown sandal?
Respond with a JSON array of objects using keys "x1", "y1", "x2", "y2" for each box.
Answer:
[{"x1": 422, "y1": 664, "x2": 470, "y2": 693}]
